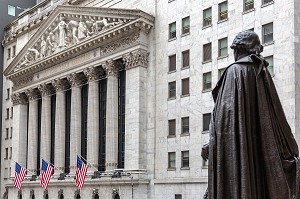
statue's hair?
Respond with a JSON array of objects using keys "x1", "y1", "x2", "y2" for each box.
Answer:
[{"x1": 230, "y1": 30, "x2": 263, "y2": 54}]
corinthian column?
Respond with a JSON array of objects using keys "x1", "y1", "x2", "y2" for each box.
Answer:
[
  {"x1": 83, "y1": 67, "x2": 100, "y2": 170},
  {"x1": 52, "y1": 79, "x2": 68, "y2": 173},
  {"x1": 11, "y1": 93, "x2": 28, "y2": 177},
  {"x1": 67, "y1": 73, "x2": 85, "y2": 173},
  {"x1": 25, "y1": 88, "x2": 40, "y2": 175},
  {"x1": 38, "y1": 84, "x2": 54, "y2": 164},
  {"x1": 104, "y1": 60, "x2": 119, "y2": 170}
]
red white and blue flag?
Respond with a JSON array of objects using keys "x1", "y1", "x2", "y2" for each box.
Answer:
[
  {"x1": 40, "y1": 159, "x2": 54, "y2": 189},
  {"x1": 14, "y1": 162, "x2": 26, "y2": 190},
  {"x1": 76, "y1": 155, "x2": 88, "y2": 189}
]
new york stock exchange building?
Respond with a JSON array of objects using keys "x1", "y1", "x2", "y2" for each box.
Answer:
[{"x1": 1, "y1": 0, "x2": 211, "y2": 198}]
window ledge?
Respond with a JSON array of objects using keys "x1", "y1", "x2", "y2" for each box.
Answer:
[
  {"x1": 167, "y1": 135, "x2": 176, "y2": 138},
  {"x1": 202, "y1": 130, "x2": 209, "y2": 134},
  {"x1": 180, "y1": 167, "x2": 190, "y2": 170},
  {"x1": 242, "y1": 8, "x2": 255, "y2": 15},
  {"x1": 181, "y1": 66, "x2": 190, "y2": 70},
  {"x1": 181, "y1": 94, "x2": 190, "y2": 98},
  {"x1": 168, "y1": 37, "x2": 177, "y2": 42},
  {"x1": 181, "y1": 32, "x2": 190, "y2": 37},
  {"x1": 168, "y1": 97, "x2": 176, "y2": 101},
  {"x1": 202, "y1": 166, "x2": 208, "y2": 169},
  {"x1": 168, "y1": 70, "x2": 177, "y2": 74},
  {"x1": 180, "y1": 133, "x2": 190, "y2": 137},
  {"x1": 217, "y1": 18, "x2": 228, "y2": 24},
  {"x1": 202, "y1": 88, "x2": 212, "y2": 93},
  {"x1": 167, "y1": 168, "x2": 176, "y2": 171},
  {"x1": 217, "y1": 54, "x2": 229, "y2": 60},
  {"x1": 262, "y1": 41, "x2": 274, "y2": 47},
  {"x1": 202, "y1": 24, "x2": 212, "y2": 30},
  {"x1": 261, "y1": 1, "x2": 274, "y2": 8},
  {"x1": 202, "y1": 60, "x2": 212, "y2": 64}
]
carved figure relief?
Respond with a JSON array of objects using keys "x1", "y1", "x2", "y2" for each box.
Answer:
[{"x1": 54, "y1": 16, "x2": 68, "y2": 48}]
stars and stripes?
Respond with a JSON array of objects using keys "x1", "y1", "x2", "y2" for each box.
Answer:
[
  {"x1": 76, "y1": 155, "x2": 88, "y2": 189},
  {"x1": 40, "y1": 159, "x2": 54, "y2": 190},
  {"x1": 14, "y1": 162, "x2": 26, "y2": 190}
]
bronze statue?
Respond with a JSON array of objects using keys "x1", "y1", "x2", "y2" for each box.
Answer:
[{"x1": 203, "y1": 30, "x2": 300, "y2": 199}]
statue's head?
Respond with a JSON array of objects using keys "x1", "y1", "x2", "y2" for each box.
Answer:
[{"x1": 231, "y1": 30, "x2": 263, "y2": 60}]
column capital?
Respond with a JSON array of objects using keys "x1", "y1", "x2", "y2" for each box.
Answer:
[
  {"x1": 123, "y1": 50, "x2": 149, "y2": 70},
  {"x1": 103, "y1": 60, "x2": 119, "y2": 77},
  {"x1": 12, "y1": 93, "x2": 28, "y2": 106},
  {"x1": 25, "y1": 88, "x2": 40, "y2": 101},
  {"x1": 38, "y1": 84, "x2": 54, "y2": 97},
  {"x1": 83, "y1": 67, "x2": 102, "y2": 81},
  {"x1": 52, "y1": 79, "x2": 69, "y2": 92},
  {"x1": 67, "y1": 73, "x2": 86, "y2": 87}
]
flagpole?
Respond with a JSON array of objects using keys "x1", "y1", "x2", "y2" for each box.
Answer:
[
  {"x1": 11, "y1": 159, "x2": 35, "y2": 176},
  {"x1": 76, "y1": 152, "x2": 98, "y2": 172},
  {"x1": 42, "y1": 158, "x2": 64, "y2": 174}
]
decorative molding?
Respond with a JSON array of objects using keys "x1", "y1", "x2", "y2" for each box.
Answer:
[
  {"x1": 12, "y1": 76, "x2": 33, "y2": 90},
  {"x1": 25, "y1": 88, "x2": 40, "y2": 101},
  {"x1": 38, "y1": 83, "x2": 55, "y2": 97},
  {"x1": 67, "y1": 73, "x2": 86, "y2": 87},
  {"x1": 100, "y1": 32, "x2": 140, "y2": 56},
  {"x1": 11, "y1": 93, "x2": 28, "y2": 106},
  {"x1": 83, "y1": 67, "x2": 101, "y2": 81},
  {"x1": 52, "y1": 78, "x2": 69, "y2": 92},
  {"x1": 103, "y1": 60, "x2": 119, "y2": 77},
  {"x1": 123, "y1": 50, "x2": 149, "y2": 70}
]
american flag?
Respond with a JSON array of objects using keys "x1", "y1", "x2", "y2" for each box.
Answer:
[
  {"x1": 40, "y1": 159, "x2": 54, "y2": 189},
  {"x1": 76, "y1": 155, "x2": 88, "y2": 189},
  {"x1": 14, "y1": 162, "x2": 26, "y2": 190}
]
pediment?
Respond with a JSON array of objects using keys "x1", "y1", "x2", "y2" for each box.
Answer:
[{"x1": 4, "y1": 5, "x2": 154, "y2": 80}]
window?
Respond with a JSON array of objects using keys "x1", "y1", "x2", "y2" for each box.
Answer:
[
  {"x1": 181, "y1": 117, "x2": 189, "y2": 134},
  {"x1": 6, "y1": 108, "x2": 9, "y2": 119},
  {"x1": 262, "y1": 22, "x2": 273, "y2": 44},
  {"x1": 169, "y1": 22, "x2": 176, "y2": 39},
  {"x1": 10, "y1": 127, "x2": 13, "y2": 139},
  {"x1": 203, "y1": 43, "x2": 212, "y2": 62},
  {"x1": 4, "y1": 168, "x2": 8, "y2": 179},
  {"x1": 8, "y1": 5, "x2": 15, "y2": 16},
  {"x1": 263, "y1": 0, "x2": 273, "y2": 4},
  {"x1": 169, "y1": 54, "x2": 176, "y2": 72},
  {"x1": 7, "y1": 48, "x2": 11, "y2": 59},
  {"x1": 182, "y1": 16, "x2": 190, "y2": 34},
  {"x1": 168, "y1": 81, "x2": 176, "y2": 99},
  {"x1": 203, "y1": 113, "x2": 211, "y2": 131},
  {"x1": 203, "y1": 72, "x2": 212, "y2": 90},
  {"x1": 175, "y1": 194, "x2": 182, "y2": 199},
  {"x1": 168, "y1": 152, "x2": 176, "y2": 169},
  {"x1": 5, "y1": 148, "x2": 8, "y2": 159},
  {"x1": 12, "y1": 45, "x2": 16, "y2": 57},
  {"x1": 5, "y1": 128, "x2": 9, "y2": 140},
  {"x1": 265, "y1": 56, "x2": 274, "y2": 76},
  {"x1": 10, "y1": 147, "x2": 12, "y2": 159},
  {"x1": 218, "y1": 38, "x2": 228, "y2": 57},
  {"x1": 203, "y1": 7, "x2": 212, "y2": 27},
  {"x1": 218, "y1": 68, "x2": 226, "y2": 79},
  {"x1": 182, "y1": 50, "x2": 190, "y2": 68},
  {"x1": 6, "y1": 88, "x2": 10, "y2": 100},
  {"x1": 181, "y1": 78, "x2": 189, "y2": 96},
  {"x1": 244, "y1": 0, "x2": 254, "y2": 11},
  {"x1": 181, "y1": 151, "x2": 189, "y2": 168},
  {"x1": 168, "y1": 119, "x2": 176, "y2": 136},
  {"x1": 11, "y1": 107, "x2": 13, "y2": 118},
  {"x1": 219, "y1": 1, "x2": 228, "y2": 21}
]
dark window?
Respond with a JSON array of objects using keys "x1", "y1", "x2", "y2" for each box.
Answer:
[
  {"x1": 203, "y1": 113, "x2": 211, "y2": 131},
  {"x1": 51, "y1": 94, "x2": 56, "y2": 165},
  {"x1": 6, "y1": 88, "x2": 10, "y2": 100},
  {"x1": 37, "y1": 99, "x2": 42, "y2": 176},
  {"x1": 9, "y1": 147, "x2": 12, "y2": 159},
  {"x1": 218, "y1": 68, "x2": 226, "y2": 79},
  {"x1": 10, "y1": 127, "x2": 12, "y2": 139},
  {"x1": 169, "y1": 22, "x2": 176, "y2": 39},
  {"x1": 182, "y1": 16, "x2": 190, "y2": 34},
  {"x1": 65, "y1": 89, "x2": 72, "y2": 174},
  {"x1": 203, "y1": 72, "x2": 212, "y2": 90},
  {"x1": 262, "y1": 22, "x2": 273, "y2": 44},
  {"x1": 181, "y1": 117, "x2": 189, "y2": 134},
  {"x1": 99, "y1": 77, "x2": 107, "y2": 171},
  {"x1": 81, "y1": 84, "x2": 88, "y2": 160},
  {"x1": 175, "y1": 194, "x2": 182, "y2": 199},
  {"x1": 265, "y1": 56, "x2": 274, "y2": 76},
  {"x1": 168, "y1": 81, "x2": 176, "y2": 98},
  {"x1": 244, "y1": 0, "x2": 254, "y2": 11},
  {"x1": 169, "y1": 55, "x2": 176, "y2": 72},
  {"x1": 203, "y1": 7, "x2": 212, "y2": 27},
  {"x1": 218, "y1": 38, "x2": 228, "y2": 57},
  {"x1": 6, "y1": 108, "x2": 9, "y2": 119},
  {"x1": 12, "y1": 45, "x2": 16, "y2": 57},
  {"x1": 6, "y1": 128, "x2": 9, "y2": 139},
  {"x1": 182, "y1": 50, "x2": 190, "y2": 68},
  {"x1": 219, "y1": 1, "x2": 228, "y2": 21},
  {"x1": 181, "y1": 151, "x2": 189, "y2": 168},
  {"x1": 5, "y1": 148, "x2": 8, "y2": 159},
  {"x1": 11, "y1": 107, "x2": 13, "y2": 118},
  {"x1": 7, "y1": 48, "x2": 11, "y2": 59},
  {"x1": 168, "y1": 119, "x2": 176, "y2": 136},
  {"x1": 168, "y1": 152, "x2": 176, "y2": 169},
  {"x1": 181, "y1": 78, "x2": 189, "y2": 96},
  {"x1": 263, "y1": 0, "x2": 273, "y2": 4},
  {"x1": 203, "y1": 43, "x2": 212, "y2": 62}
]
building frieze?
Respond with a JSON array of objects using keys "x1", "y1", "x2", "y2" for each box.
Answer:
[{"x1": 11, "y1": 93, "x2": 28, "y2": 106}]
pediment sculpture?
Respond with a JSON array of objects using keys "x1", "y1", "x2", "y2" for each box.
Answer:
[{"x1": 16, "y1": 14, "x2": 125, "y2": 71}]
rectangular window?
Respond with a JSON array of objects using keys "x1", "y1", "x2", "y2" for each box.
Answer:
[
  {"x1": 203, "y1": 7, "x2": 212, "y2": 27},
  {"x1": 6, "y1": 88, "x2": 10, "y2": 100},
  {"x1": 175, "y1": 194, "x2": 182, "y2": 199},
  {"x1": 244, "y1": 0, "x2": 254, "y2": 11},
  {"x1": 262, "y1": 22, "x2": 273, "y2": 44},
  {"x1": 168, "y1": 152, "x2": 176, "y2": 169},
  {"x1": 7, "y1": 48, "x2": 11, "y2": 59},
  {"x1": 12, "y1": 45, "x2": 16, "y2": 57},
  {"x1": 169, "y1": 22, "x2": 176, "y2": 39},
  {"x1": 5, "y1": 128, "x2": 9, "y2": 140},
  {"x1": 6, "y1": 108, "x2": 9, "y2": 119},
  {"x1": 182, "y1": 16, "x2": 190, "y2": 34},
  {"x1": 218, "y1": 68, "x2": 226, "y2": 79},
  {"x1": 169, "y1": 119, "x2": 176, "y2": 136},
  {"x1": 219, "y1": 1, "x2": 228, "y2": 21},
  {"x1": 203, "y1": 43, "x2": 212, "y2": 62},
  {"x1": 169, "y1": 54, "x2": 176, "y2": 72},
  {"x1": 169, "y1": 81, "x2": 176, "y2": 99},
  {"x1": 203, "y1": 113, "x2": 211, "y2": 131},
  {"x1": 181, "y1": 78, "x2": 190, "y2": 96},
  {"x1": 182, "y1": 50, "x2": 190, "y2": 68},
  {"x1": 4, "y1": 168, "x2": 8, "y2": 180},
  {"x1": 263, "y1": 0, "x2": 273, "y2": 4},
  {"x1": 8, "y1": 5, "x2": 15, "y2": 16},
  {"x1": 9, "y1": 147, "x2": 12, "y2": 159},
  {"x1": 218, "y1": 37, "x2": 228, "y2": 57},
  {"x1": 181, "y1": 117, "x2": 189, "y2": 134},
  {"x1": 265, "y1": 56, "x2": 274, "y2": 76},
  {"x1": 5, "y1": 148, "x2": 8, "y2": 159},
  {"x1": 203, "y1": 72, "x2": 212, "y2": 90},
  {"x1": 10, "y1": 127, "x2": 13, "y2": 139},
  {"x1": 181, "y1": 151, "x2": 189, "y2": 168},
  {"x1": 10, "y1": 107, "x2": 13, "y2": 118}
]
